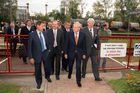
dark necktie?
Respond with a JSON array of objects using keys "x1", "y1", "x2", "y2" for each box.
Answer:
[
  {"x1": 89, "y1": 29, "x2": 92, "y2": 37},
  {"x1": 39, "y1": 32, "x2": 45, "y2": 52}
]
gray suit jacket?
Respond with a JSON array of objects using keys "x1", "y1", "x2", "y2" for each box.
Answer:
[{"x1": 81, "y1": 26, "x2": 99, "y2": 56}]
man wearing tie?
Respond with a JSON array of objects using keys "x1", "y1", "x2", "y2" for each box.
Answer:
[
  {"x1": 47, "y1": 20, "x2": 64, "y2": 80},
  {"x1": 28, "y1": 21, "x2": 52, "y2": 89},
  {"x1": 65, "y1": 22, "x2": 86, "y2": 87},
  {"x1": 7, "y1": 22, "x2": 19, "y2": 56},
  {"x1": 81, "y1": 18, "x2": 102, "y2": 81}
]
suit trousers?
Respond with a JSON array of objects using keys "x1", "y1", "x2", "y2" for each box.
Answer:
[
  {"x1": 62, "y1": 54, "x2": 68, "y2": 70},
  {"x1": 50, "y1": 47, "x2": 61, "y2": 76},
  {"x1": 9, "y1": 38, "x2": 18, "y2": 56},
  {"x1": 34, "y1": 51, "x2": 51, "y2": 86},
  {"x1": 82, "y1": 47, "x2": 99, "y2": 79},
  {"x1": 69, "y1": 53, "x2": 81, "y2": 83}
]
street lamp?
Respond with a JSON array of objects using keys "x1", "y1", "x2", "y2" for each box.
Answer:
[
  {"x1": 45, "y1": 4, "x2": 48, "y2": 15},
  {"x1": 26, "y1": 3, "x2": 29, "y2": 19}
]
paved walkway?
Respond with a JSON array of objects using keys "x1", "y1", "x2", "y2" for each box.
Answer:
[
  {"x1": 46, "y1": 73, "x2": 117, "y2": 93},
  {"x1": 0, "y1": 71, "x2": 124, "y2": 93}
]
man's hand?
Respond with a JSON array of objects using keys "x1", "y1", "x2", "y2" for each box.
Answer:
[
  {"x1": 61, "y1": 51, "x2": 64, "y2": 54},
  {"x1": 29, "y1": 58, "x2": 35, "y2": 65},
  {"x1": 21, "y1": 43, "x2": 24, "y2": 46},
  {"x1": 64, "y1": 54, "x2": 68, "y2": 59},
  {"x1": 83, "y1": 55, "x2": 86, "y2": 59}
]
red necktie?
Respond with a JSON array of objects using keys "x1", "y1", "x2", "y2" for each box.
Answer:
[{"x1": 75, "y1": 32, "x2": 78, "y2": 45}]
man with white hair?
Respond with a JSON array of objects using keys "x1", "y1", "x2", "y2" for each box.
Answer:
[
  {"x1": 64, "y1": 22, "x2": 86, "y2": 87},
  {"x1": 81, "y1": 18, "x2": 102, "y2": 81}
]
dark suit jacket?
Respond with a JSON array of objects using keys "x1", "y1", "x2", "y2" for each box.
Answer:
[
  {"x1": 47, "y1": 29, "x2": 64, "y2": 52},
  {"x1": 65, "y1": 31, "x2": 86, "y2": 59},
  {"x1": 28, "y1": 31, "x2": 51, "y2": 63},
  {"x1": 81, "y1": 26, "x2": 99, "y2": 56},
  {"x1": 20, "y1": 26, "x2": 35, "y2": 35},
  {"x1": 7, "y1": 27, "x2": 19, "y2": 35},
  {"x1": 20, "y1": 26, "x2": 35, "y2": 44},
  {"x1": 7, "y1": 27, "x2": 19, "y2": 40}
]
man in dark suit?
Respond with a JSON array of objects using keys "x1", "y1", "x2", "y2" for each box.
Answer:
[
  {"x1": 47, "y1": 20, "x2": 64, "y2": 80},
  {"x1": 61, "y1": 21, "x2": 72, "y2": 72},
  {"x1": 20, "y1": 19, "x2": 35, "y2": 64},
  {"x1": 7, "y1": 22, "x2": 19, "y2": 56},
  {"x1": 65, "y1": 22, "x2": 86, "y2": 87},
  {"x1": 81, "y1": 18, "x2": 102, "y2": 81},
  {"x1": 28, "y1": 21, "x2": 52, "y2": 89}
]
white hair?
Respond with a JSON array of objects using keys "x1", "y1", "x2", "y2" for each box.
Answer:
[
  {"x1": 87, "y1": 18, "x2": 95, "y2": 23},
  {"x1": 73, "y1": 22, "x2": 81, "y2": 28}
]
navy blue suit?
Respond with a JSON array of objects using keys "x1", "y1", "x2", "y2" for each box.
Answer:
[
  {"x1": 28, "y1": 31, "x2": 52, "y2": 86},
  {"x1": 65, "y1": 31, "x2": 86, "y2": 83}
]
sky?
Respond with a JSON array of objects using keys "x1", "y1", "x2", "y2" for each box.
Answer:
[{"x1": 18, "y1": 0, "x2": 96, "y2": 17}]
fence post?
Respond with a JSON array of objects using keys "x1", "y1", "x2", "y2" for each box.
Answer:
[
  {"x1": 127, "y1": 38, "x2": 132, "y2": 68},
  {"x1": 138, "y1": 58, "x2": 140, "y2": 70},
  {"x1": 6, "y1": 35, "x2": 10, "y2": 73}
]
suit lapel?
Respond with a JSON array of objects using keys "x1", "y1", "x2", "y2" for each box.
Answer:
[
  {"x1": 35, "y1": 31, "x2": 42, "y2": 49},
  {"x1": 86, "y1": 27, "x2": 92, "y2": 39},
  {"x1": 72, "y1": 31, "x2": 76, "y2": 46},
  {"x1": 43, "y1": 31, "x2": 48, "y2": 48}
]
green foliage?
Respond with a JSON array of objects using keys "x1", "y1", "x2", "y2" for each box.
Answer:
[
  {"x1": 114, "y1": 0, "x2": 140, "y2": 22},
  {"x1": 0, "y1": 84, "x2": 19, "y2": 93},
  {"x1": 92, "y1": 0, "x2": 112, "y2": 19},
  {"x1": 0, "y1": 0, "x2": 17, "y2": 22},
  {"x1": 109, "y1": 71, "x2": 140, "y2": 93}
]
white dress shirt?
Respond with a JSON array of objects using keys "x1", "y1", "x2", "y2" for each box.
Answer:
[{"x1": 53, "y1": 29, "x2": 57, "y2": 47}]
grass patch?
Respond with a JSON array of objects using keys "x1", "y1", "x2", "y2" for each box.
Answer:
[
  {"x1": 0, "y1": 84, "x2": 19, "y2": 93},
  {"x1": 109, "y1": 71, "x2": 140, "y2": 93}
]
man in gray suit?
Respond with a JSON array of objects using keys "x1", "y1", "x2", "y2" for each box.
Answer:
[{"x1": 81, "y1": 18, "x2": 102, "y2": 81}]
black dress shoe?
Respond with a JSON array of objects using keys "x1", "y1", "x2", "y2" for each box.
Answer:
[
  {"x1": 68, "y1": 74, "x2": 71, "y2": 79},
  {"x1": 46, "y1": 78, "x2": 52, "y2": 82},
  {"x1": 95, "y1": 78, "x2": 102, "y2": 81},
  {"x1": 56, "y1": 75, "x2": 60, "y2": 80},
  {"x1": 77, "y1": 82, "x2": 82, "y2": 87},
  {"x1": 82, "y1": 75, "x2": 85, "y2": 78},
  {"x1": 37, "y1": 84, "x2": 41, "y2": 89}
]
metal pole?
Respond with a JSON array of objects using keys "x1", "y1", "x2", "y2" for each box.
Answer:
[
  {"x1": 126, "y1": 0, "x2": 131, "y2": 36},
  {"x1": 26, "y1": 3, "x2": 29, "y2": 19},
  {"x1": 9, "y1": 0, "x2": 12, "y2": 22}
]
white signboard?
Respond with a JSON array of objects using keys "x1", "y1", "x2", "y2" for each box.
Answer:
[
  {"x1": 133, "y1": 43, "x2": 140, "y2": 56},
  {"x1": 100, "y1": 43, "x2": 127, "y2": 57}
]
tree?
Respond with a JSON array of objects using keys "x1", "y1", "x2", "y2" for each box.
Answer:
[
  {"x1": 93, "y1": 0, "x2": 112, "y2": 19},
  {"x1": 0, "y1": 0, "x2": 17, "y2": 22},
  {"x1": 114, "y1": 0, "x2": 140, "y2": 22}
]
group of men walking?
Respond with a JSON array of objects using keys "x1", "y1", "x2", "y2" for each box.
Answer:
[
  {"x1": 5, "y1": 18, "x2": 109, "y2": 89},
  {"x1": 28, "y1": 18, "x2": 103, "y2": 89}
]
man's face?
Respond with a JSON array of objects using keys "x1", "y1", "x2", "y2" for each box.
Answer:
[
  {"x1": 37, "y1": 23, "x2": 44, "y2": 32},
  {"x1": 88, "y1": 21, "x2": 94, "y2": 28},
  {"x1": 105, "y1": 23, "x2": 109, "y2": 29},
  {"x1": 27, "y1": 21, "x2": 32, "y2": 27},
  {"x1": 65, "y1": 23, "x2": 71, "y2": 29},
  {"x1": 52, "y1": 21, "x2": 58, "y2": 30},
  {"x1": 10, "y1": 23, "x2": 15, "y2": 28},
  {"x1": 73, "y1": 24, "x2": 80, "y2": 33}
]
